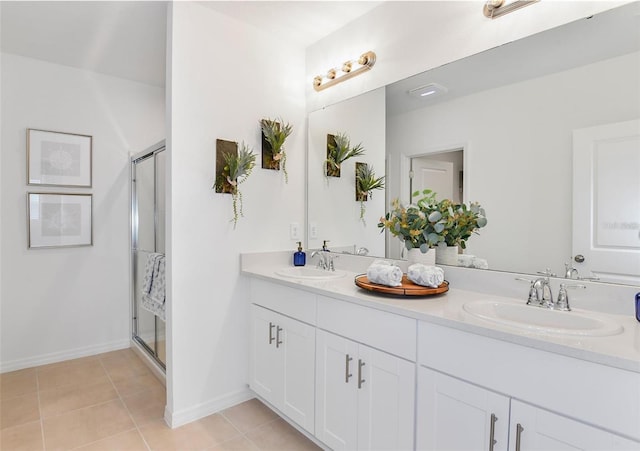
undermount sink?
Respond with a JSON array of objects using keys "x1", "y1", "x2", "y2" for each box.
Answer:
[
  {"x1": 275, "y1": 267, "x2": 346, "y2": 280},
  {"x1": 463, "y1": 301, "x2": 624, "y2": 337}
]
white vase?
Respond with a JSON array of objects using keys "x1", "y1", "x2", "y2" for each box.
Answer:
[
  {"x1": 407, "y1": 248, "x2": 436, "y2": 266},
  {"x1": 436, "y1": 245, "x2": 459, "y2": 266}
]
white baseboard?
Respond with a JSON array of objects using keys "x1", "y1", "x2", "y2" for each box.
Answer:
[
  {"x1": 164, "y1": 387, "x2": 254, "y2": 428},
  {"x1": 0, "y1": 338, "x2": 130, "y2": 373}
]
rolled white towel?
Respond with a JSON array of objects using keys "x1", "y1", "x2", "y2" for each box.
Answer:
[
  {"x1": 457, "y1": 254, "x2": 489, "y2": 269},
  {"x1": 407, "y1": 263, "x2": 445, "y2": 288},
  {"x1": 366, "y1": 260, "x2": 403, "y2": 287}
]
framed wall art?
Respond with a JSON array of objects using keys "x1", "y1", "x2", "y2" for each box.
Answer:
[
  {"x1": 27, "y1": 129, "x2": 92, "y2": 187},
  {"x1": 28, "y1": 193, "x2": 93, "y2": 248}
]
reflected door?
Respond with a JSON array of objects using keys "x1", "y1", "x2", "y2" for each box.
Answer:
[{"x1": 573, "y1": 120, "x2": 640, "y2": 284}]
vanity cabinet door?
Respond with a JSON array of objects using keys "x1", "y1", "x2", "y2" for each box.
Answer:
[
  {"x1": 357, "y1": 344, "x2": 415, "y2": 451},
  {"x1": 250, "y1": 305, "x2": 316, "y2": 434},
  {"x1": 316, "y1": 329, "x2": 416, "y2": 450},
  {"x1": 250, "y1": 305, "x2": 282, "y2": 403},
  {"x1": 417, "y1": 367, "x2": 510, "y2": 451},
  {"x1": 279, "y1": 312, "x2": 316, "y2": 433},
  {"x1": 509, "y1": 400, "x2": 640, "y2": 451},
  {"x1": 315, "y1": 330, "x2": 359, "y2": 450}
]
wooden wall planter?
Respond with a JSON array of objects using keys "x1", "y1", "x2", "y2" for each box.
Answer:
[
  {"x1": 214, "y1": 139, "x2": 237, "y2": 194},
  {"x1": 326, "y1": 134, "x2": 340, "y2": 177}
]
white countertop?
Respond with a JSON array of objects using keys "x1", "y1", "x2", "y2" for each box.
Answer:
[{"x1": 241, "y1": 252, "x2": 640, "y2": 373}]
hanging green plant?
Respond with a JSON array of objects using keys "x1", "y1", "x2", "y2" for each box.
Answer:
[
  {"x1": 213, "y1": 141, "x2": 256, "y2": 229},
  {"x1": 355, "y1": 162, "x2": 385, "y2": 224},
  {"x1": 325, "y1": 132, "x2": 366, "y2": 177},
  {"x1": 260, "y1": 118, "x2": 293, "y2": 182}
]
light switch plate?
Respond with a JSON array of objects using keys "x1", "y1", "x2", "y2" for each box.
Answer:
[{"x1": 309, "y1": 222, "x2": 318, "y2": 240}]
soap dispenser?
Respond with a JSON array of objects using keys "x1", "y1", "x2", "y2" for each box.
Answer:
[{"x1": 293, "y1": 242, "x2": 306, "y2": 267}]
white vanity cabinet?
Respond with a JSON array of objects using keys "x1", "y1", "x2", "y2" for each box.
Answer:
[
  {"x1": 315, "y1": 295, "x2": 417, "y2": 450},
  {"x1": 250, "y1": 305, "x2": 315, "y2": 433},
  {"x1": 417, "y1": 322, "x2": 640, "y2": 450},
  {"x1": 417, "y1": 367, "x2": 510, "y2": 451},
  {"x1": 509, "y1": 400, "x2": 640, "y2": 451},
  {"x1": 315, "y1": 329, "x2": 415, "y2": 450},
  {"x1": 249, "y1": 280, "x2": 317, "y2": 434}
]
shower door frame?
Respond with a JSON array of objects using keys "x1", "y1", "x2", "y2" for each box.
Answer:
[{"x1": 130, "y1": 140, "x2": 166, "y2": 370}]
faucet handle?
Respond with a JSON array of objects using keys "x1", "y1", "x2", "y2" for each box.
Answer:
[
  {"x1": 536, "y1": 268, "x2": 557, "y2": 277},
  {"x1": 516, "y1": 278, "x2": 541, "y2": 306},
  {"x1": 556, "y1": 283, "x2": 586, "y2": 311}
]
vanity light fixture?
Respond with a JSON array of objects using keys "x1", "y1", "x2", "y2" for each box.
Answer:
[
  {"x1": 483, "y1": 0, "x2": 539, "y2": 19},
  {"x1": 313, "y1": 51, "x2": 376, "y2": 92},
  {"x1": 408, "y1": 83, "x2": 448, "y2": 99}
]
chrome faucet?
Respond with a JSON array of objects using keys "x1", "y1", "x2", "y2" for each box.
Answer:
[
  {"x1": 517, "y1": 277, "x2": 586, "y2": 310},
  {"x1": 564, "y1": 263, "x2": 579, "y2": 279},
  {"x1": 310, "y1": 242, "x2": 338, "y2": 271},
  {"x1": 532, "y1": 277, "x2": 554, "y2": 309}
]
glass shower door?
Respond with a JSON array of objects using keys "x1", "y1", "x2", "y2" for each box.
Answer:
[{"x1": 132, "y1": 145, "x2": 165, "y2": 368}]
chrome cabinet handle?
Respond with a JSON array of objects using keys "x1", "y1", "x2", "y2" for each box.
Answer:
[
  {"x1": 357, "y1": 359, "x2": 366, "y2": 389},
  {"x1": 489, "y1": 413, "x2": 498, "y2": 451},
  {"x1": 515, "y1": 423, "x2": 524, "y2": 451},
  {"x1": 268, "y1": 322, "x2": 275, "y2": 345},
  {"x1": 345, "y1": 354, "x2": 353, "y2": 383},
  {"x1": 276, "y1": 326, "x2": 283, "y2": 348}
]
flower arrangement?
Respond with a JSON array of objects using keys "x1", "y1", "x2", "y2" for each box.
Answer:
[
  {"x1": 378, "y1": 189, "x2": 487, "y2": 252},
  {"x1": 213, "y1": 142, "x2": 256, "y2": 229},
  {"x1": 378, "y1": 189, "x2": 446, "y2": 253},
  {"x1": 326, "y1": 132, "x2": 366, "y2": 177},
  {"x1": 260, "y1": 118, "x2": 293, "y2": 182},
  {"x1": 436, "y1": 198, "x2": 487, "y2": 249}
]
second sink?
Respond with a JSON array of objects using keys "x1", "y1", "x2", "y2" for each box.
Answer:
[{"x1": 463, "y1": 301, "x2": 624, "y2": 337}]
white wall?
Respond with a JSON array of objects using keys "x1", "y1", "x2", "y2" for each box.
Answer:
[
  {"x1": 0, "y1": 54, "x2": 165, "y2": 371},
  {"x1": 306, "y1": 1, "x2": 629, "y2": 112},
  {"x1": 166, "y1": 2, "x2": 306, "y2": 426},
  {"x1": 387, "y1": 52, "x2": 640, "y2": 274},
  {"x1": 308, "y1": 87, "x2": 385, "y2": 256}
]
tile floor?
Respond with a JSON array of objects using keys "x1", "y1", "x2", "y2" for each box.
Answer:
[{"x1": 0, "y1": 349, "x2": 321, "y2": 450}]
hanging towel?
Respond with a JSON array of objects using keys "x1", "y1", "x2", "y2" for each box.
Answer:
[
  {"x1": 141, "y1": 252, "x2": 166, "y2": 320},
  {"x1": 407, "y1": 263, "x2": 445, "y2": 288},
  {"x1": 366, "y1": 260, "x2": 404, "y2": 287}
]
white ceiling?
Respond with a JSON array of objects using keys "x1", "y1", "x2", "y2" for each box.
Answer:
[{"x1": 0, "y1": 1, "x2": 382, "y2": 87}]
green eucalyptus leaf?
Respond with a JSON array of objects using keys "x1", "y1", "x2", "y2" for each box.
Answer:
[
  {"x1": 428, "y1": 211, "x2": 442, "y2": 222},
  {"x1": 419, "y1": 243, "x2": 429, "y2": 253},
  {"x1": 476, "y1": 217, "x2": 488, "y2": 227}
]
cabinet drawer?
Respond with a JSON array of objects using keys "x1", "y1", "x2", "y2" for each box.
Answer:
[
  {"x1": 250, "y1": 279, "x2": 316, "y2": 324},
  {"x1": 317, "y1": 295, "x2": 416, "y2": 361}
]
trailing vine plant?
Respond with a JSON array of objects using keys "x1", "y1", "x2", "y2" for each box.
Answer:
[
  {"x1": 213, "y1": 141, "x2": 256, "y2": 229},
  {"x1": 260, "y1": 118, "x2": 293, "y2": 183}
]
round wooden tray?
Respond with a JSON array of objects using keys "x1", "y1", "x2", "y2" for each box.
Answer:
[{"x1": 354, "y1": 274, "x2": 449, "y2": 297}]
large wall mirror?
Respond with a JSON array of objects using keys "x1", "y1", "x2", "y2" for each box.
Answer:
[{"x1": 307, "y1": 2, "x2": 640, "y2": 286}]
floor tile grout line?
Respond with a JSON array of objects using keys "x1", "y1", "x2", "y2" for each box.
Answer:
[
  {"x1": 35, "y1": 366, "x2": 47, "y2": 451},
  {"x1": 98, "y1": 355, "x2": 153, "y2": 451}
]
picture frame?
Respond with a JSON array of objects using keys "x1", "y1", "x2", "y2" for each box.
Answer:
[
  {"x1": 28, "y1": 193, "x2": 93, "y2": 248},
  {"x1": 27, "y1": 128, "x2": 92, "y2": 187}
]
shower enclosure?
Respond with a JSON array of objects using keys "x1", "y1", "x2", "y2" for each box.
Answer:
[{"x1": 131, "y1": 141, "x2": 166, "y2": 369}]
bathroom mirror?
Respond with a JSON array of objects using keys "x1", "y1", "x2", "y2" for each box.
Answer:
[{"x1": 307, "y1": 2, "x2": 640, "y2": 285}]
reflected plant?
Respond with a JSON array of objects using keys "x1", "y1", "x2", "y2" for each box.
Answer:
[
  {"x1": 326, "y1": 132, "x2": 366, "y2": 177},
  {"x1": 356, "y1": 163, "x2": 385, "y2": 225}
]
